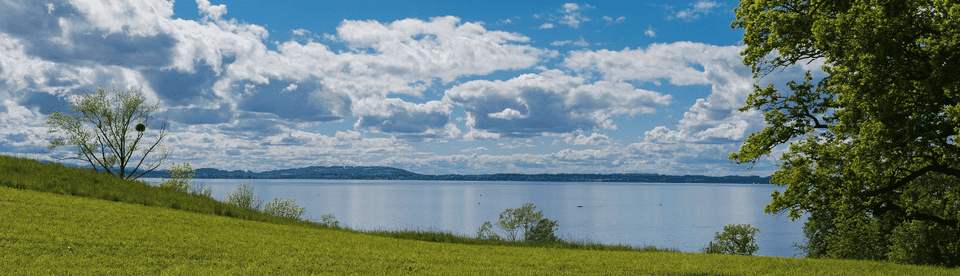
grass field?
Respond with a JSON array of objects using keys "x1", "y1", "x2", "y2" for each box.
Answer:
[{"x1": 2, "y1": 155, "x2": 958, "y2": 274}]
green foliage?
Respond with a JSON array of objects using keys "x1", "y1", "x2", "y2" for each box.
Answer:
[
  {"x1": 477, "y1": 203, "x2": 558, "y2": 243},
  {"x1": 319, "y1": 214, "x2": 340, "y2": 228},
  {"x1": 156, "y1": 162, "x2": 206, "y2": 196},
  {"x1": 45, "y1": 86, "x2": 169, "y2": 180},
  {"x1": 476, "y1": 221, "x2": 500, "y2": 241},
  {"x1": 525, "y1": 218, "x2": 560, "y2": 243},
  {"x1": 731, "y1": 0, "x2": 960, "y2": 266},
  {"x1": 887, "y1": 221, "x2": 960, "y2": 267},
  {"x1": 4, "y1": 186, "x2": 956, "y2": 275},
  {"x1": 701, "y1": 224, "x2": 760, "y2": 256},
  {"x1": 158, "y1": 162, "x2": 211, "y2": 198},
  {"x1": 263, "y1": 197, "x2": 306, "y2": 220},
  {"x1": 225, "y1": 182, "x2": 263, "y2": 211}
]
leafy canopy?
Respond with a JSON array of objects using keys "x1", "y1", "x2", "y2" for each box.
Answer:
[
  {"x1": 477, "y1": 203, "x2": 558, "y2": 243},
  {"x1": 731, "y1": 0, "x2": 960, "y2": 266},
  {"x1": 46, "y1": 86, "x2": 169, "y2": 180},
  {"x1": 701, "y1": 224, "x2": 760, "y2": 256}
]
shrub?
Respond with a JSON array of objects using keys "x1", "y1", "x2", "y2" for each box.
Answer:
[
  {"x1": 263, "y1": 197, "x2": 306, "y2": 220},
  {"x1": 476, "y1": 221, "x2": 500, "y2": 241},
  {"x1": 158, "y1": 162, "x2": 194, "y2": 192},
  {"x1": 158, "y1": 162, "x2": 211, "y2": 197},
  {"x1": 525, "y1": 218, "x2": 559, "y2": 243},
  {"x1": 887, "y1": 220, "x2": 960, "y2": 267},
  {"x1": 225, "y1": 182, "x2": 263, "y2": 211},
  {"x1": 701, "y1": 223, "x2": 760, "y2": 255},
  {"x1": 319, "y1": 214, "x2": 341, "y2": 228},
  {"x1": 477, "y1": 203, "x2": 558, "y2": 243}
]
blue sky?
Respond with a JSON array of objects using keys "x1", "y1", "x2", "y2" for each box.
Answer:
[{"x1": 0, "y1": 0, "x2": 821, "y2": 175}]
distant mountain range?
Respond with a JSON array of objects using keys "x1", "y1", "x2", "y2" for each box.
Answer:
[{"x1": 139, "y1": 165, "x2": 772, "y2": 184}]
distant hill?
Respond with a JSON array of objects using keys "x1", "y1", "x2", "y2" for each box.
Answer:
[{"x1": 139, "y1": 165, "x2": 771, "y2": 184}]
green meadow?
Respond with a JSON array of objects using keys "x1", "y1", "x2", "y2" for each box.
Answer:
[{"x1": 1, "y1": 155, "x2": 957, "y2": 275}]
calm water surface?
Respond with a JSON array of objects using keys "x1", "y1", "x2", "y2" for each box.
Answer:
[{"x1": 143, "y1": 179, "x2": 807, "y2": 257}]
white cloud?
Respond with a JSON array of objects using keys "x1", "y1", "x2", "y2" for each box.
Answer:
[
  {"x1": 559, "y1": 3, "x2": 593, "y2": 28},
  {"x1": 444, "y1": 69, "x2": 671, "y2": 139},
  {"x1": 564, "y1": 132, "x2": 612, "y2": 146},
  {"x1": 488, "y1": 108, "x2": 527, "y2": 120},
  {"x1": 565, "y1": 42, "x2": 757, "y2": 143},
  {"x1": 602, "y1": 16, "x2": 625, "y2": 24},
  {"x1": 460, "y1": 146, "x2": 489, "y2": 152},
  {"x1": 292, "y1": 28, "x2": 310, "y2": 36},
  {"x1": 562, "y1": 41, "x2": 818, "y2": 175},
  {"x1": 550, "y1": 37, "x2": 589, "y2": 47},
  {"x1": 572, "y1": 37, "x2": 590, "y2": 47},
  {"x1": 352, "y1": 98, "x2": 460, "y2": 140},
  {"x1": 498, "y1": 140, "x2": 536, "y2": 149},
  {"x1": 645, "y1": 25, "x2": 656, "y2": 37},
  {"x1": 539, "y1": 23, "x2": 555, "y2": 29},
  {"x1": 671, "y1": 0, "x2": 720, "y2": 21},
  {"x1": 0, "y1": 0, "x2": 559, "y2": 171}
]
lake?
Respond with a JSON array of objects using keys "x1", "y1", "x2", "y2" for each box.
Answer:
[{"x1": 142, "y1": 179, "x2": 807, "y2": 257}]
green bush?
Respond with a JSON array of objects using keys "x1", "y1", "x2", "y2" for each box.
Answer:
[
  {"x1": 225, "y1": 182, "x2": 263, "y2": 211},
  {"x1": 477, "y1": 203, "x2": 558, "y2": 243},
  {"x1": 887, "y1": 220, "x2": 960, "y2": 267},
  {"x1": 319, "y1": 214, "x2": 341, "y2": 228},
  {"x1": 263, "y1": 197, "x2": 306, "y2": 220},
  {"x1": 158, "y1": 162, "x2": 211, "y2": 198},
  {"x1": 701, "y1": 223, "x2": 760, "y2": 255},
  {"x1": 525, "y1": 218, "x2": 559, "y2": 243}
]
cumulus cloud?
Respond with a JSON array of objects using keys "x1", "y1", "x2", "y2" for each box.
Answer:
[
  {"x1": 539, "y1": 23, "x2": 555, "y2": 29},
  {"x1": 602, "y1": 16, "x2": 625, "y2": 24},
  {"x1": 671, "y1": 0, "x2": 720, "y2": 21},
  {"x1": 564, "y1": 132, "x2": 612, "y2": 146},
  {"x1": 444, "y1": 69, "x2": 672, "y2": 139},
  {"x1": 551, "y1": 38, "x2": 590, "y2": 47},
  {"x1": 559, "y1": 3, "x2": 593, "y2": 28},
  {"x1": 565, "y1": 42, "x2": 758, "y2": 143},
  {"x1": 460, "y1": 146, "x2": 489, "y2": 152},
  {"x1": 353, "y1": 98, "x2": 460, "y2": 140},
  {"x1": 291, "y1": 28, "x2": 310, "y2": 36},
  {"x1": 0, "y1": 1, "x2": 549, "y2": 139},
  {"x1": 562, "y1": 41, "x2": 819, "y2": 175},
  {"x1": 645, "y1": 25, "x2": 656, "y2": 37}
]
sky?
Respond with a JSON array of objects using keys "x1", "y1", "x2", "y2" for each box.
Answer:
[{"x1": 0, "y1": 0, "x2": 822, "y2": 175}]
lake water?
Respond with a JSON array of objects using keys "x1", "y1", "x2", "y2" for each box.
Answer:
[{"x1": 142, "y1": 178, "x2": 807, "y2": 257}]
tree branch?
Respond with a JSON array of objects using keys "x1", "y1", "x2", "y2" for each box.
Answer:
[
  {"x1": 863, "y1": 164, "x2": 960, "y2": 197},
  {"x1": 871, "y1": 201, "x2": 960, "y2": 227}
]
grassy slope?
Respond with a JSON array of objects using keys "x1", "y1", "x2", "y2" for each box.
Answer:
[{"x1": 1, "y1": 156, "x2": 957, "y2": 275}]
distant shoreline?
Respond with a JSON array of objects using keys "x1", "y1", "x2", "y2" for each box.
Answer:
[{"x1": 139, "y1": 165, "x2": 772, "y2": 184}]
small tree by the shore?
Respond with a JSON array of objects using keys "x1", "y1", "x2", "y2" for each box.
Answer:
[
  {"x1": 477, "y1": 203, "x2": 558, "y2": 243},
  {"x1": 701, "y1": 223, "x2": 759, "y2": 255}
]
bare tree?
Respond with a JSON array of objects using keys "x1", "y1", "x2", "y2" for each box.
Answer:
[{"x1": 45, "y1": 86, "x2": 169, "y2": 180}]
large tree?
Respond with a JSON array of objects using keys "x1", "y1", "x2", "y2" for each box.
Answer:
[
  {"x1": 46, "y1": 86, "x2": 169, "y2": 180},
  {"x1": 730, "y1": 0, "x2": 960, "y2": 266}
]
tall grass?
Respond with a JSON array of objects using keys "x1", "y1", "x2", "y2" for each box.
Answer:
[{"x1": 0, "y1": 155, "x2": 319, "y2": 229}]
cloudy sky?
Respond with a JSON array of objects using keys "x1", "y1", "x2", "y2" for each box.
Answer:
[{"x1": 0, "y1": 0, "x2": 821, "y2": 175}]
